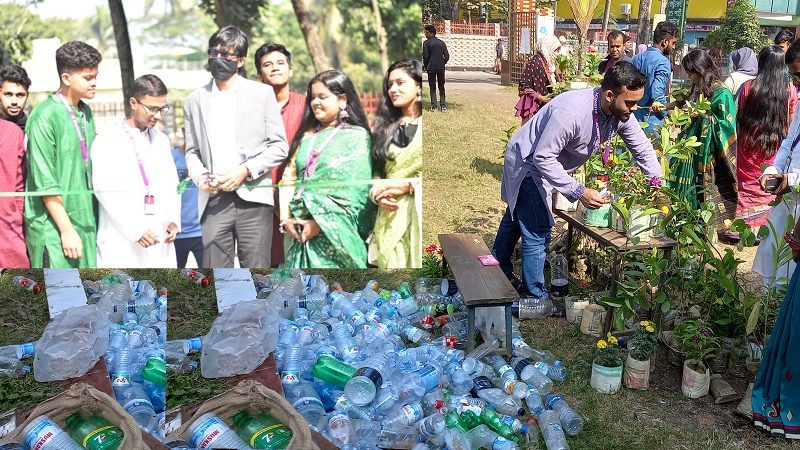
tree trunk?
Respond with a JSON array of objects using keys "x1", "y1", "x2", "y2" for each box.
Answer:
[
  {"x1": 601, "y1": 0, "x2": 611, "y2": 38},
  {"x1": 370, "y1": 0, "x2": 390, "y2": 74},
  {"x1": 577, "y1": 31, "x2": 585, "y2": 76},
  {"x1": 290, "y1": 0, "x2": 330, "y2": 72},
  {"x1": 637, "y1": 0, "x2": 652, "y2": 46},
  {"x1": 107, "y1": 0, "x2": 135, "y2": 116}
]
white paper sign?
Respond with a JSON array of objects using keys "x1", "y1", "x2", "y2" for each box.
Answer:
[
  {"x1": 213, "y1": 268, "x2": 257, "y2": 312},
  {"x1": 520, "y1": 27, "x2": 531, "y2": 55},
  {"x1": 44, "y1": 268, "x2": 87, "y2": 319}
]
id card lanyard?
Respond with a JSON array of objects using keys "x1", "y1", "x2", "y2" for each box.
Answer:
[
  {"x1": 57, "y1": 93, "x2": 92, "y2": 188},
  {"x1": 122, "y1": 121, "x2": 156, "y2": 215},
  {"x1": 593, "y1": 88, "x2": 618, "y2": 166}
]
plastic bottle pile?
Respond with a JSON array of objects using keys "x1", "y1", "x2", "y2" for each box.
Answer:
[
  {"x1": 19, "y1": 413, "x2": 125, "y2": 450},
  {"x1": 259, "y1": 272, "x2": 584, "y2": 450},
  {"x1": 95, "y1": 271, "x2": 167, "y2": 441}
]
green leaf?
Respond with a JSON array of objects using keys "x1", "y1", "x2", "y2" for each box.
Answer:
[{"x1": 746, "y1": 301, "x2": 761, "y2": 335}]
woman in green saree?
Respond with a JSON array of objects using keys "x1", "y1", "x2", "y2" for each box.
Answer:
[
  {"x1": 280, "y1": 70, "x2": 374, "y2": 268},
  {"x1": 667, "y1": 49, "x2": 738, "y2": 233},
  {"x1": 369, "y1": 60, "x2": 423, "y2": 269}
]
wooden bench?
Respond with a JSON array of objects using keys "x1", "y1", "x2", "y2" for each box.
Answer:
[
  {"x1": 554, "y1": 208, "x2": 679, "y2": 335},
  {"x1": 439, "y1": 233, "x2": 520, "y2": 354}
]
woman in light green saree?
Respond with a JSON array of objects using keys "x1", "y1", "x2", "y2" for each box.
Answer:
[
  {"x1": 280, "y1": 70, "x2": 374, "y2": 268},
  {"x1": 369, "y1": 60, "x2": 423, "y2": 269}
]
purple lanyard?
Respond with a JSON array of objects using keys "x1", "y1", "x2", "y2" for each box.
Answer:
[
  {"x1": 57, "y1": 93, "x2": 89, "y2": 165},
  {"x1": 122, "y1": 122, "x2": 152, "y2": 192},
  {"x1": 593, "y1": 88, "x2": 618, "y2": 166},
  {"x1": 304, "y1": 123, "x2": 345, "y2": 179}
]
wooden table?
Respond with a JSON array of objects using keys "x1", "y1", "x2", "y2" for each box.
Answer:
[
  {"x1": 554, "y1": 209, "x2": 679, "y2": 335},
  {"x1": 439, "y1": 233, "x2": 520, "y2": 354}
]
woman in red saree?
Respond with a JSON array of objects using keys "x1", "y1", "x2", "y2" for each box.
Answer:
[{"x1": 736, "y1": 45, "x2": 797, "y2": 230}]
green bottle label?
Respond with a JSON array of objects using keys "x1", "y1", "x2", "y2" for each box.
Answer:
[
  {"x1": 82, "y1": 424, "x2": 123, "y2": 450},
  {"x1": 250, "y1": 423, "x2": 292, "y2": 449}
]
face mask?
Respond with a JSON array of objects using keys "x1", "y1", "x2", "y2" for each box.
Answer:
[{"x1": 208, "y1": 58, "x2": 239, "y2": 80}]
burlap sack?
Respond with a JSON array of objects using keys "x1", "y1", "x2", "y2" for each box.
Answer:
[
  {"x1": 171, "y1": 379, "x2": 319, "y2": 450},
  {"x1": 0, "y1": 382, "x2": 147, "y2": 449}
]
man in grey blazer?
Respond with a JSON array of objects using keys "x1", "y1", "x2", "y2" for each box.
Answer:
[{"x1": 184, "y1": 26, "x2": 289, "y2": 267}]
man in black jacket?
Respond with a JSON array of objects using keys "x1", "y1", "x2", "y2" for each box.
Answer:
[{"x1": 423, "y1": 24, "x2": 450, "y2": 111}]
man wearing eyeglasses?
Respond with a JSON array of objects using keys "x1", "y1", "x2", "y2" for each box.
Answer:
[
  {"x1": 183, "y1": 26, "x2": 289, "y2": 267},
  {"x1": 91, "y1": 74, "x2": 181, "y2": 267}
]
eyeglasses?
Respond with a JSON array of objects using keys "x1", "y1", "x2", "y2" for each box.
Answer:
[
  {"x1": 208, "y1": 48, "x2": 241, "y2": 61},
  {"x1": 136, "y1": 100, "x2": 171, "y2": 115}
]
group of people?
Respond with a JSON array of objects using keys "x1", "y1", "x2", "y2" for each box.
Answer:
[
  {"x1": 497, "y1": 21, "x2": 800, "y2": 441},
  {"x1": 0, "y1": 26, "x2": 423, "y2": 270}
]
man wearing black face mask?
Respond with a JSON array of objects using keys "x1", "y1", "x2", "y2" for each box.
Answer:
[{"x1": 183, "y1": 26, "x2": 289, "y2": 267}]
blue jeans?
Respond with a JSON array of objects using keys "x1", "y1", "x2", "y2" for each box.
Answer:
[{"x1": 492, "y1": 176, "x2": 551, "y2": 298}]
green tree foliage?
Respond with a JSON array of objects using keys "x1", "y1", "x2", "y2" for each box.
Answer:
[
  {"x1": 0, "y1": 3, "x2": 78, "y2": 64},
  {"x1": 703, "y1": 0, "x2": 769, "y2": 53}
]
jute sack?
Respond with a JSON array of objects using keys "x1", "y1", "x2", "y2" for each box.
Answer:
[
  {"x1": 681, "y1": 359, "x2": 710, "y2": 399},
  {"x1": 0, "y1": 382, "x2": 147, "y2": 449},
  {"x1": 171, "y1": 379, "x2": 319, "y2": 450},
  {"x1": 623, "y1": 354, "x2": 650, "y2": 390}
]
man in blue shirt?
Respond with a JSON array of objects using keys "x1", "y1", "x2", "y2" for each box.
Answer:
[
  {"x1": 171, "y1": 133, "x2": 204, "y2": 268},
  {"x1": 631, "y1": 21, "x2": 679, "y2": 133}
]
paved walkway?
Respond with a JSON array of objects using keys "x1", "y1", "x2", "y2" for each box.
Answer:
[{"x1": 426, "y1": 70, "x2": 518, "y2": 110}]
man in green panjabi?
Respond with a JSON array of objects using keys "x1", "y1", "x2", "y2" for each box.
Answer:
[{"x1": 25, "y1": 41, "x2": 102, "y2": 268}]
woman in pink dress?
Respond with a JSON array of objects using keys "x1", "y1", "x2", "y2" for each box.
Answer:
[
  {"x1": 515, "y1": 35, "x2": 562, "y2": 125},
  {"x1": 736, "y1": 45, "x2": 797, "y2": 231}
]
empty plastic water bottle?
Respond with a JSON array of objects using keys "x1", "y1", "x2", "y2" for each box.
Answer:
[
  {"x1": 485, "y1": 355, "x2": 517, "y2": 381},
  {"x1": 345, "y1": 354, "x2": 393, "y2": 405},
  {"x1": 471, "y1": 376, "x2": 525, "y2": 416},
  {"x1": 119, "y1": 384, "x2": 159, "y2": 436},
  {"x1": 350, "y1": 419, "x2": 418, "y2": 449},
  {"x1": 166, "y1": 338, "x2": 202, "y2": 355},
  {"x1": 464, "y1": 424, "x2": 519, "y2": 450},
  {"x1": 331, "y1": 323, "x2": 360, "y2": 364},
  {"x1": 492, "y1": 377, "x2": 528, "y2": 399},
  {"x1": 0, "y1": 356, "x2": 29, "y2": 377},
  {"x1": 416, "y1": 413, "x2": 445, "y2": 438},
  {"x1": 545, "y1": 393, "x2": 584, "y2": 436},
  {"x1": 0, "y1": 343, "x2": 35, "y2": 360},
  {"x1": 510, "y1": 357, "x2": 553, "y2": 394},
  {"x1": 445, "y1": 362, "x2": 473, "y2": 395},
  {"x1": 23, "y1": 415, "x2": 83, "y2": 450},
  {"x1": 381, "y1": 402, "x2": 425, "y2": 429},
  {"x1": 284, "y1": 380, "x2": 327, "y2": 432},
  {"x1": 539, "y1": 410, "x2": 569, "y2": 450},
  {"x1": 327, "y1": 412, "x2": 353, "y2": 447},
  {"x1": 12, "y1": 276, "x2": 41, "y2": 293},
  {"x1": 550, "y1": 254, "x2": 569, "y2": 297},
  {"x1": 180, "y1": 269, "x2": 210, "y2": 286},
  {"x1": 188, "y1": 413, "x2": 253, "y2": 449},
  {"x1": 166, "y1": 353, "x2": 198, "y2": 373},
  {"x1": 525, "y1": 388, "x2": 545, "y2": 417},
  {"x1": 517, "y1": 297, "x2": 553, "y2": 318}
]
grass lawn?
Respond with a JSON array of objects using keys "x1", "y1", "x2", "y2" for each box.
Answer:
[{"x1": 423, "y1": 92, "x2": 799, "y2": 450}]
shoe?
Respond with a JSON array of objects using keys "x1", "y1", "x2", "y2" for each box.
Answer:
[
  {"x1": 441, "y1": 105, "x2": 448, "y2": 111},
  {"x1": 507, "y1": 275, "x2": 524, "y2": 296},
  {"x1": 429, "y1": 106, "x2": 437, "y2": 112}
]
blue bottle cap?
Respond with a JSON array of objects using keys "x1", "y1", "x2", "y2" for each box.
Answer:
[
  {"x1": 20, "y1": 343, "x2": 35, "y2": 358},
  {"x1": 188, "y1": 337, "x2": 202, "y2": 352}
]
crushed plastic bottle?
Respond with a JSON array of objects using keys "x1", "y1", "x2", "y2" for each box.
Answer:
[
  {"x1": 12, "y1": 275, "x2": 41, "y2": 293},
  {"x1": 180, "y1": 269, "x2": 210, "y2": 286}
]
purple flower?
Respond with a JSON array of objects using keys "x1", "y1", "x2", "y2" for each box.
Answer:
[{"x1": 650, "y1": 176, "x2": 664, "y2": 188}]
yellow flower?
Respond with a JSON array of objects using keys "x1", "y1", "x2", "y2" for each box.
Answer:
[
  {"x1": 595, "y1": 180, "x2": 604, "y2": 188},
  {"x1": 646, "y1": 325, "x2": 655, "y2": 333},
  {"x1": 596, "y1": 340, "x2": 608, "y2": 349},
  {"x1": 608, "y1": 336, "x2": 619, "y2": 345},
  {"x1": 723, "y1": 219, "x2": 732, "y2": 228},
  {"x1": 660, "y1": 206, "x2": 670, "y2": 215},
  {"x1": 639, "y1": 320, "x2": 649, "y2": 326}
]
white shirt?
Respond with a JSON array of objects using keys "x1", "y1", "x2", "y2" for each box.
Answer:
[
  {"x1": 208, "y1": 77, "x2": 242, "y2": 176},
  {"x1": 91, "y1": 122, "x2": 181, "y2": 267}
]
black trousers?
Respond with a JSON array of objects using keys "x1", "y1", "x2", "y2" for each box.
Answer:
[
  {"x1": 427, "y1": 70, "x2": 446, "y2": 108},
  {"x1": 175, "y1": 236, "x2": 204, "y2": 268}
]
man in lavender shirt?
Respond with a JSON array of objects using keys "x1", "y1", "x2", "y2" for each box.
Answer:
[{"x1": 494, "y1": 62, "x2": 662, "y2": 313}]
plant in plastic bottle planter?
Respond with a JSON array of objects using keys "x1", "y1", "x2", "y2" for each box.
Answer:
[
  {"x1": 675, "y1": 319, "x2": 719, "y2": 398},
  {"x1": 590, "y1": 334, "x2": 623, "y2": 394},
  {"x1": 624, "y1": 321, "x2": 658, "y2": 389}
]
